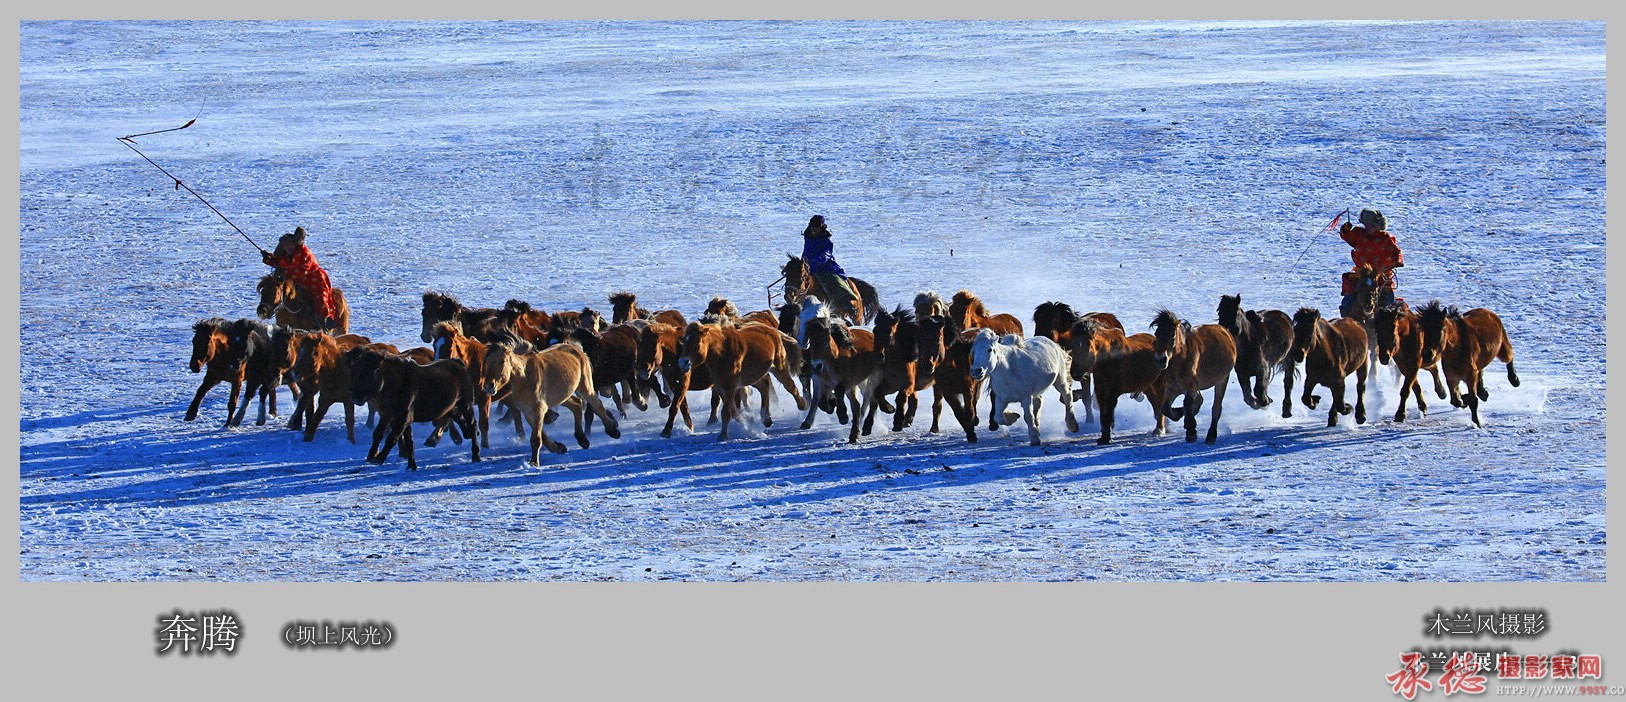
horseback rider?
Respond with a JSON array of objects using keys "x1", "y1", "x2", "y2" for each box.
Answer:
[
  {"x1": 801, "y1": 214, "x2": 863, "y2": 319},
  {"x1": 1338, "y1": 208, "x2": 1404, "y2": 318},
  {"x1": 261, "y1": 226, "x2": 339, "y2": 331}
]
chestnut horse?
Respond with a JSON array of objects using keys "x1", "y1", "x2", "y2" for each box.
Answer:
[
  {"x1": 637, "y1": 322, "x2": 728, "y2": 438},
  {"x1": 185, "y1": 317, "x2": 246, "y2": 426},
  {"x1": 1149, "y1": 310, "x2": 1236, "y2": 444},
  {"x1": 782, "y1": 254, "x2": 880, "y2": 325},
  {"x1": 1284, "y1": 308, "x2": 1368, "y2": 427},
  {"x1": 917, "y1": 316, "x2": 979, "y2": 443},
  {"x1": 869, "y1": 306, "x2": 932, "y2": 433},
  {"x1": 1033, "y1": 300, "x2": 1123, "y2": 426},
  {"x1": 1372, "y1": 304, "x2": 1449, "y2": 423},
  {"x1": 288, "y1": 331, "x2": 372, "y2": 442},
  {"x1": 678, "y1": 321, "x2": 802, "y2": 440},
  {"x1": 1068, "y1": 319, "x2": 1166, "y2": 445},
  {"x1": 1417, "y1": 301, "x2": 1520, "y2": 428},
  {"x1": 257, "y1": 271, "x2": 350, "y2": 334},
  {"x1": 948, "y1": 290, "x2": 1024, "y2": 338},
  {"x1": 1216, "y1": 294, "x2": 1293, "y2": 410},
  {"x1": 609, "y1": 291, "x2": 686, "y2": 327},
  {"x1": 498, "y1": 299, "x2": 553, "y2": 345}
]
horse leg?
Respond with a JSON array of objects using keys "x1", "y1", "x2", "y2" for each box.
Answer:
[
  {"x1": 1394, "y1": 369, "x2": 1416, "y2": 423},
  {"x1": 589, "y1": 383, "x2": 623, "y2": 439},
  {"x1": 1327, "y1": 379, "x2": 1346, "y2": 428},
  {"x1": 478, "y1": 393, "x2": 492, "y2": 449},
  {"x1": 718, "y1": 381, "x2": 736, "y2": 441},
  {"x1": 1207, "y1": 378, "x2": 1226, "y2": 444},
  {"x1": 1183, "y1": 387, "x2": 1200, "y2": 443},
  {"x1": 800, "y1": 373, "x2": 824, "y2": 430},
  {"x1": 1302, "y1": 377, "x2": 1320, "y2": 410},
  {"x1": 1097, "y1": 388, "x2": 1118, "y2": 445},
  {"x1": 773, "y1": 365, "x2": 807, "y2": 412},
  {"x1": 1079, "y1": 373, "x2": 1096, "y2": 426},
  {"x1": 1234, "y1": 368, "x2": 1257, "y2": 410},
  {"x1": 890, "y1": 387, "x2": 911, "y2": 432},
  {"x1": 366, "y1": 414, "x2": 390, "y2": 463},
  {"x1": 929, "y1": 390, "x2": 944, "y2": 433},
  {"x1": 754, "y1": 377, "x2": 775, "y2": 429},
  {"x1": 1476, "y1": 373, "x2": 1490, "y2": 402},
  {"x1": 571, "y1": 394, "x2": 592, "y2": 449},
  {"x1": 861, "y1": 386, "x2": 883, "y2": 437},
  {"x1": 1058, "y1": 374, "x2": 1079, "y2": 434},
  {"x1": 1354, "y1": 363, "x2": 1368, "y2": 425},
  {"x1": 221, "y1": 378, "x2": 243, "y2": 429},
  {"x1": 303, "y1": 396, "x2": 332, "y2": 442},
  {"x1": 532, "y1": 402, "x2": 565, "y2": 461},
  {"x1": 1466, "y1": 371, "x2": 1484, "y2": 428},
  {"x1": 344, "y1": 401, "x2": 357, "y2": 444},
  {"x1": 1024, "y1": 395, "x2": 1042, "y2": 446},
  {"x1": 184, "y1": 376, "x2": 219, "y2": 422},
  {"x1": 1280, "y1": 363, "x2": 1296, "y2": 419},
  {"x1": 1431, "y1": 365, "x2": 1449, "y2": 400},
  {"x1": 287, "y1": 382, "x2": 313, "y2": 430},
  {"x1": 849, "y1": 388, "x2": 870, "y2": 444}
]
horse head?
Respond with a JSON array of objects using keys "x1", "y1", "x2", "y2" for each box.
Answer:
[
  {"x1": 189, "y1": 318, "x2": 229, "y2": 373},
  {"x1": 1149, "y1": 309, "x2": 1187, "y2": 371},
  {"x1": 1217, "y1": 294, "x2": 1243, "y2": 337},
  {"x1": 1416, "y1": 300, "x2": 1452, "y2": 367},
  {"x1": 968, "y1": 328, "x2": 1000, "y2": 381},
  {"x1": 1371, "y1": 304, "x2": 1405, "y2": 366},
  {"x1": 1289, "y1": 307, "x2": 1323, "y2": 365}
]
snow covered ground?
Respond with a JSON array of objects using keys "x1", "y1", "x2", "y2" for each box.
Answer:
[{"x1": 18, "y1": 20, "x2": 1605, "y2": 581}]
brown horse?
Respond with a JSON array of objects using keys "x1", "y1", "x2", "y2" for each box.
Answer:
[
  {"x1": 679, "y1": 321, "x2": 800, "y2": 440},
  {"x1": 1149, "y1": 310, "x2": 1237, "y2": 444},
  {"x1": 421, "y1": 291, "x2": 503, "y2": 343},
  {"x1": 1216, "y1": 294, "x2": 1294, "y2": 410},
  {"x1": 609, "y1": 291, "x2": 685, "y2": 327},
  {"x1": 1417, "y1": 301, "x2": 1520, "y2": 428},
  {"x1": 565, "y1": 322, "x2": 662, "y2": 420},
  {"x1": 917, "y1": 317, "x2": 979, "y2": 443},
  {"x1": 288, "y1": 331, "x2": 371, "y2": 442},
  {"x1": 1284, "y1": 308, "x2": 1369, "y2": 427},
  {"x1": 185, "y1": 318, "x2": 246, "y2": 426},
  {"x1": 429, "y1": 321, "x2": 512, "y2": 448},
  {"x1": 1033, "y1": 301, "x2": 1123, "y2": 426},
  {"x1": 1068, "y1": 319, "x2": 1166, "y2": 445},
  {"x1": 782, "y1": 255, "x2": 881, "y2": 325},
  {"x1": 637, "y1": 322, "x2": 730, "y2": 438},
  {"x1": 257, "y1": 271, "x2": 350, "y2": 334},
  {"x1": 948, "y1": 290, "x2": 1024, "y2": 338},
  {"x1": 799, "y1": 315, "x2": 881, "y2": 443},
  {"x1": 498, "y1": 299, "x2": 553, "y2": 345},
  {"x1": 1372, "y1": 304, "x2": 1449, "y2": 423},
  {"x1": 482, "y1": 340, "x2": 620, "y2": 463}
]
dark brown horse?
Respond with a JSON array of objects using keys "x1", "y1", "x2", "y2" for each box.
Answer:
[
  {"x1": 1372, "y1": 304, "x2": 1449, "y2": 423},
  {"x1": 421, "y1": 291, "x2": 503, "y2": 343},
  {"x1": 1417, "y1": 301, "x2": 1520, "y2": 428},
  {"x1": 257, "y1": 271, "x2": 350, "y2": 334},
  {"x1": 1285, "y1": 308, "x2": 1369, "y2": 427},
  {"x1": 870, "y1": 306, "x2": 930, "y2": 433},
  {"x1": 1149, "y1": 310, "x2": 1237, "y2": 444},
  {"x1": 1068, "y1": 319, "x2": 1166, "y2": 445},
  {"x1": 1216, "y1": 294, "x2": 1294, "y2": 410},
  {"x1": 288, "y1": 331, "x2": 372, "y2": 442},
  {"x1": 917, "y1": 317, "x2": 979, "y2": 443},
  {"x1": 498, "y1": 299, "x2": 553, "y2": 345},
  {"x1": 782, "y1": 254, "x2": 880, "y2": 325},
  {"x1": 1033, "y1": 300, "x2": 1123, "y2": 426},
  {"x1": 223, "y1": 318, "x2": 293, "y2": 427},
  {"x1": 346, "y1": 347, "x2": 480, "y2": 471}
]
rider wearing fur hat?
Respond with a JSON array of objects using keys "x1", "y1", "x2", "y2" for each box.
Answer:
[
  {"x1": 262, "y1": 226, "x2": 339, "y2": 331},
  {"x1": 801, "y1": 214, "x2": 862, "y2": 318},
  {"x1": 1339, "y1": 208, "x2": 1403, "y2": 317}
]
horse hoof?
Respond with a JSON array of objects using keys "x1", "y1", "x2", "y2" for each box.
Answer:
[
  {"x1": 1205, "y1": 435, "x2": 1217, "y2": 444},
  {"x1": 607, "y1": 426, "x2": 622, "y2": 439},
  {"x1": 184, "y1": 415, "x2": 198, "y2": 422},
  {"x1": 1357, "y1": 412, "x2": 1367, "y2": 424},
  {"x1": 660, "y1": 429, "x2": 673, "y2": 438},
  {"x1": 1097, "y1": 436, "x2": 1111, "y2": 445},
  {"x1": 966, "y1": 432, "x2": 977, "y2": 443},
  {"x1": 1395, "y1": 411, "x2": 1406, "y2": 423},
  {"x1": 576, "y1": 436, "x2": 591, "y2": 449},
  {"x1": 549, "y1": 443, "x2": 568, "y2": 454}
]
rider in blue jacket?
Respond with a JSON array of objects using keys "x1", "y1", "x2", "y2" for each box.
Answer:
[{"x1": 801, "y1": 215, "x2": 861, "y2": 318}]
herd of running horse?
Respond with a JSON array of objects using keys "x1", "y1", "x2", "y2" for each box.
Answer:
[{"x1": 182, "y1": 257, "x2": 1520, "y2": 469}]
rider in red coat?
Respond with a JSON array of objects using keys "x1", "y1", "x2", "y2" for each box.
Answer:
[
  {"x1": 1339, "y1": 209, "x2": 1403, "y2": 317},
  {"x1": 262, "y1": 226, "x2": 338, "y2": 330}
]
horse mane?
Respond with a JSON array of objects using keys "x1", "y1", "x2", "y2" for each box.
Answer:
[
  {"x1": 193, "y1": 317, "x2": 229, "y2": 334},
  {"x1": 1035, "y1": 301, "x2": 1077, "y2": 328},
  {"x1": 608, "y1": 291, "x2": 636, "y2": 307},
  {"x1": 1150, "y1": 308, "x2": 1181, "y2": 332},
  {"x1": 504, "y1": 299, "x2": 532, "y2": 313},
  {"x1": 951, "y1": 290, "x2": 988, "y2": 316},
  {"x1": 828, "y1": 318, "x2": 855, "y2": 350},
  {"x1": 708, "y1": 296, "x2": 739, "y2": 317},
  {"x1": 425, "y1": 290, "x2": 457, "y2": 308},
  {"x1": 914, "y1": 291, "x2": 945, "y2": 312},
  {"x1": 431, "y1": 321, "x2": 462, "y2": 339},
  {"x1": 698, "y1": 312, "x2": 731, "y2": 326}
]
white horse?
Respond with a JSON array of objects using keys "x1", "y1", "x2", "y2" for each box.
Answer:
[{"x1": 969, "y1": 328, "x2": 1079, "y2": 446}]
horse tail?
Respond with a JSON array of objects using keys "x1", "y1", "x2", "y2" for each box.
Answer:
[
  {"x1": 1498, "y1": 321, "x2": 1520, "y2": 387},
  {"x1": 330, "y1": 288, "x2": 350, "y2": 335},
  {"x1": 853, "y1": 277, "x2": 880, "y2": 325}
]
